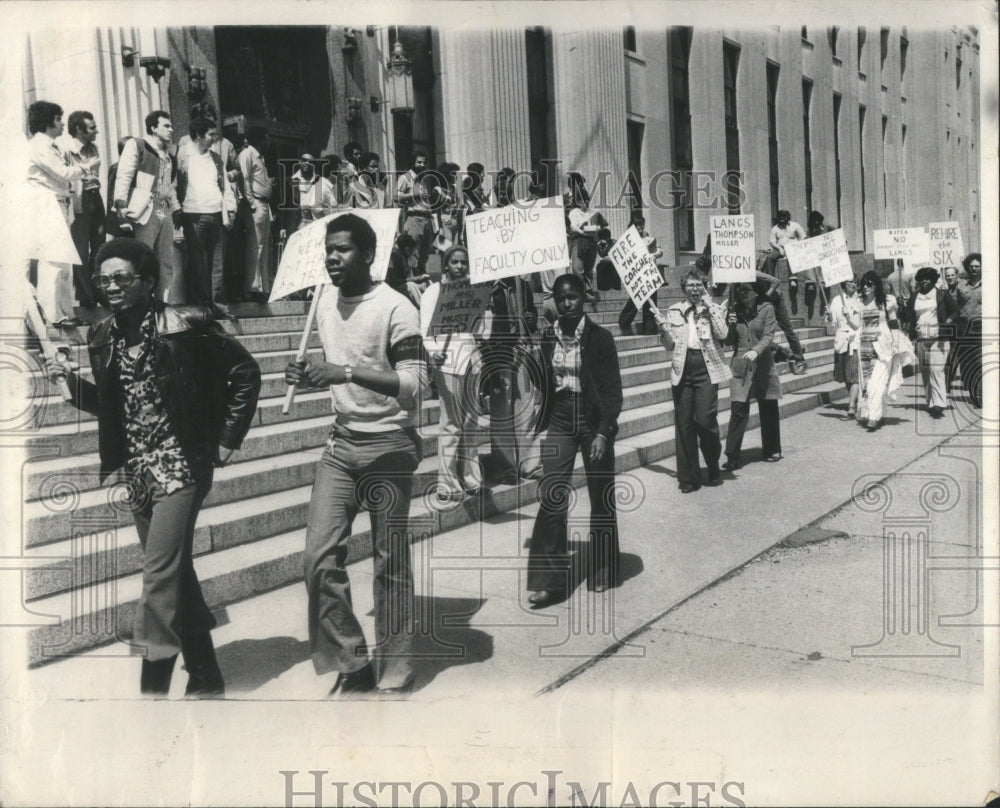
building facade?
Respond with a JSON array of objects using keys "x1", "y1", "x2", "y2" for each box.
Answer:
[{"x1": 19, "y1": 24, "x2": 981, "y2": 263}]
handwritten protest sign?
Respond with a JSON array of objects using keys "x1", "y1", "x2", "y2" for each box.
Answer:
[
  {"x1": 269, "y1": 208, "x2": 400, "y2": 302},
  {"x1": 710, "y1": 214, "x2": 756, "y2": 283},
  {"x1": 466, "y1": 197, "x2": 570, "y2": 284},
  {"x1": 784, "y1": 238, "x2": 821, "y2": 275},
  {"x1": 927, "y1": 221, "x2": 965, "y2": 269},
  {"x1": 426, "y1": 279, "x2": 492, "y2": 337},
  {"x1": 609, "y1": 225, "x2": 663, "y2": 308},
  {"x1": 813, "y1": 229, "x2": 853, "y2": 286},
  {"x1": 872, "y1": 227, "x2": 930, "y2": 265}
]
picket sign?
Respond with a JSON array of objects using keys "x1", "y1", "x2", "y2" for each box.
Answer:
[
  {"x1": 872, "y1": 227, "x2": 930, "y2": 264},
  {"x1": 927, "y1": 222, "x2": 964, "y2": 269},
  {"x1": 609, "y1": 225, "x2": 663, "y2": 309},
  {"x1": 466, "y1": 197, "x2": 570, "y2": 284},
  {"x1": 281, "y1": 285, "x2": 324, "y2": 415},
  {"x1": 710, "y1": 214, "x2": 756, "y2": 284}
]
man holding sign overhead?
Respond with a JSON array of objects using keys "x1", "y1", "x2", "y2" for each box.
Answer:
[{"x1": 284, "y1": 214, "x2": 430, "y2": 697}]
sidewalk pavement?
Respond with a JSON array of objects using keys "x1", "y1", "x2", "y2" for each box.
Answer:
[{"x1": 23, "y1": 379, "x2": 988, "y2": 702}]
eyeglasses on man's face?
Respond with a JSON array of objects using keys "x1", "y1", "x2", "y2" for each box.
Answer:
[{"x1": 92, "y1": 272, "x2": 140, "y2": 289}]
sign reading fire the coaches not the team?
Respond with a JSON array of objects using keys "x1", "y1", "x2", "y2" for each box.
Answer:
[
  {"x1": 927, "y1": 222, "x2": 965, "y2": 269},
  {"x1": 872, "y1": 227, "x2": 931, "y2": 265},
  {"x1": 610, "y1": 225, "x2": 663, "y2": 308},
  {"x1": 710, "y1": 214, "x2": 756, "y2": 283},
  {"x1": 427, "y1": 279, "x2": 492, "y2": 337},
  {"x1": 466, "y1": 197, "x2": 570, "y2": 284},
  {"x1": 268, "y1": 208, "x2": 401, "y2": 302}
]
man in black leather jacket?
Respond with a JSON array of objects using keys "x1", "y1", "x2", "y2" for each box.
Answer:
[{"x1": 46, "y1": 238, "x2": 261, "y2": 697}]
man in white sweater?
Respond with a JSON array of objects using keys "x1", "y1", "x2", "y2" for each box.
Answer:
[{"x1": 285, "y1": 214, "x2": 429, "y2": 697}]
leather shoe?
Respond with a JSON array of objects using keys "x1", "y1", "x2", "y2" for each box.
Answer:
[
  {"x1": 706, "y1": 470, "x2": 722, "y2": 486},
  {"x1": 140, "y1": 655, "x2": 177, "y2": 696},
  {"x1": 591, "y1": 583, "x2": 610, "y2": 593},
  {"x1": 329, "y1": 663, "x2": 376, "y2": 697},
  {"x1": 528, "y1": 589, "x2": 564, "y2": 608},
  {"x1": 679, "y1": 483, "x2": 700, "y2": 494},
  {"x1": 181, "y1": 633, "x2": 225, "y2": 698},
  {"x1": 721, "y1": 459, "x2": 742, "y2": 471},
  {"x1": 377, "y1": 679, "x2": 414, "y2": 698}
]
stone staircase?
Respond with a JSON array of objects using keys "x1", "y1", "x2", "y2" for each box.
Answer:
[{"x1": 19, "y1": 288, "x2": 847, "y2": 666}]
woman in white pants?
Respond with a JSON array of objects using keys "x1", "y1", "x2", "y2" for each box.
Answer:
[{"x1": 903, "y1": 266, "x2": 959, "y2": 418}]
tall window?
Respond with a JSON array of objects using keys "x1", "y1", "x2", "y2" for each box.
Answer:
[
  {"x1": 881, "y1": 115, "x2": 888, "y2": 217},
  {"x1": 626, "y1": 120, "x2": 644, "y2": 216},
  {"x1": 623, "y1": 26, "x2": 637, "y2": 52},
  {"x1": 833, "y1": 92, "x2": 843, "y2": 224},
  {"x1": 828, "y1": 27, "x2": 839, "y2": 58},
  {"x1": 723, "y1": 42, "x2": 741, "y2": 214},
  {"x1": 802, "y1": 78, "x2": 814, "y2": 214},
  {"x1": 766, "y1": 62, "x2": 780, "y2": 222},
  {"x1": 669, "y1": 26, "x2": 694, "y2": 249},
  {"x1": 857, "y1": 28, "x2": 866, "y2": 73},
  {"x1": 880, "y1": 27, "x2": 890, "y2": 75},
  {"x1": 525, "y1": 27, "x2": 555, "y2": 194},
  {"x1": 901, "y1": 124, "x2": 908, "y2": 220},
  {"x1": 858, "y1": 104, "x2": 867, "y2": 247},
  {"x1": 391, "y1": 27, "x2": 436, "y2": 163},
  {"x1": 900, "y1": 35, "x2": 908, "y2": 86}
]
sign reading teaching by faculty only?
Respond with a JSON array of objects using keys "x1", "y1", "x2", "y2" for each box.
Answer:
[
  {"x1": 710, "y1": 214, "x2": 756, "y2": 284},
  {"x1": 466, "y1": 197, "x2": 570, "y2": 284},
  {"x1": 609, "y1": 225, "x2": 663, "y2": 309}
]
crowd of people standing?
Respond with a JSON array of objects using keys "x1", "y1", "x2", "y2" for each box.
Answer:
[{"x1": 32, "y1": 95, "x2": 985, "y2": 700}]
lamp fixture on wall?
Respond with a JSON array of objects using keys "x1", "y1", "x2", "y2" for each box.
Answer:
[
  {"x1": 120, "y1": 46, "x2": 171, "y2": 83},
  {"x1": 188, "y1": 67, "x2": 207, "y2": 99},
  {"x1": 346, "y1": 97, "x2": 363, "y2": 122},
  {"x1": 342, "y1": 28, "x2": 360, "y2": 53},
  {"x1": 385, "y1": 40, "x2": 414, "y2": 113}
]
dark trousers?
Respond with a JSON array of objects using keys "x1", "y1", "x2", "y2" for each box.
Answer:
[
  {"x1": 619, "y1": 292, "x2": 659, "y2": 334},
  {"x1": 725, "y1": 399, "x2": 781, "y2": 462},
  {"x1": 70, "y1": 189, "x2": 105, "y2": 308},
  {"x1": 528, "y1": 393, "x2": 620, "y2": 593},
  {"x1": 131, "y1": 469, "x2": 216, "y2": 661},
  {"x1": 672, "y1": 350, "x2": 721, "y2": 487},
  {"x1": 182, "y1": 212, "x2": 222, "y2": 306},
  {"x1": 954, "y1": 318, "x2": 983, "y2": 407},
  {"x1": 303, "y1": 428, "x2": 418, "y2": 688},
  {"x1": 481, "y1": 341, "x2": 519, "y2": 478},
  {"x1": 768, "y1": 291, "x2": 804, "y2": 357}
]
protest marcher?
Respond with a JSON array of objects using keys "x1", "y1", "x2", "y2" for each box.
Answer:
[
  {"x1": 527, "y1": 273, "x2": 622, "y2": 607},
  {"x1": 829, "y1": 276, "x2": 863, "y2": 418},
  {"x1": 885, "y1": 258, "x2": 916, "y2": 329},
  {"x1": 463, "y1": 162, "x2": 488, "y2": 215},
  {"x1": 764, "y1": 209, "x2": 806, "y2": 275},
  {"x1": 105, "y1": 137, "x2": 132, "y2": 239},
  {"x1": 396, "y1": 151, "x2": 434, "y2": 277},
  {"x1": 26, "y1": 100, "x2": 94, "y2": 326},
  {"x1": 722, "y1": 283, "x2": 782, "y2": 469},
  {"x1": 281, "y1": 153, "x2": 338, "y2": 238},
  {"x1": 490, "y1": 167, "x2": 516, "y2": 208},
  {"x1": 237, "y1": 127, "x2": 274, "y2": 301},
  {"x1": 904, "y1": 267, "x2": 959, "y2": 418},
  {"x1": 855, "y1": 271, "x2": 909, "y2": 431},
  {"x1": 385, "y1": 246, "x2": 423, "y2": 311},
  {"x1": 45, "y1": 238, "x2": 261, "y2": 696},
  {"x1": 480, "y1": 276, "x2": 540, "y2": 484},
  {"x1": 618, "y1": 214, "x2": 664, "y2": 335},
  {"x1": 113, "y1": 110, "x2": 183, "y2": 304},
  {"x1": 284, "y1": 214, "x2": 429, "y2": 697},
  {"x1": 176, "y1": 116, "x2": 237, "y2": 317},
  {"x1": 953, "y1": 252, "x2": 983, "y2": 408},
  {"x1": 656, "y1": 270, "x2": 730, "y2": 493},
  {"x1": 420, "y1": 245, "x2": 484, "y2": 500},
  {"x1": 62, "y1": 110, "x2": 104, "y2": 309},
  {"x1": 433, "y1": 161, "x2": 462, "y2": 250},
  {"x1": 341, "y1": 141, "x2": 362, "y2": 183}
]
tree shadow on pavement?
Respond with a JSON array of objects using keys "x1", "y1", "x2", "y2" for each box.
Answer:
[{"x1": 215, "y1": 636, "x2": 311, "y2": 692}]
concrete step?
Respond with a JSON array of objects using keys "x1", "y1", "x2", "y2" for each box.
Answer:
[
  {"x1": 23, "y1": 354, "x2": 839, "y2": 602},
  {"x1": 24, "y1": 373, "x2": 850, "y2": 666}
]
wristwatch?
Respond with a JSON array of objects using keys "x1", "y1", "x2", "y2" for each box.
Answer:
[{"x1": 344, "y1": 364, "x2": 352, "y2": 384}]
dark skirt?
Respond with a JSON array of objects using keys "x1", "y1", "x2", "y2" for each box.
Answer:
[{"x1": 833, "y1": 350, "x2": 859, "y2": 385}]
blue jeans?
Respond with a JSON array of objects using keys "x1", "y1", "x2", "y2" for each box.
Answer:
[{"x1": 304, "y1": 426, "x2": 418, "y2": 687}]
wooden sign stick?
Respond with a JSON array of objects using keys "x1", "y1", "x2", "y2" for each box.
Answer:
[{"x1": 282, "y1": 284, "x2": 325, "y2": 415}]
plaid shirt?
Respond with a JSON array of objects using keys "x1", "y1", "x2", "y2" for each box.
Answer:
[
  {"x1": 113, "y1": 309, "x2": 196, "y2": 495},
  {"x1": 661, "y1": 300, "x2": 732, "y2": 385}
]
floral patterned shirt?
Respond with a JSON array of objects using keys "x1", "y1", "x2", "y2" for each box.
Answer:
[{"x1": 112, "y1": 310, "x2": 195, "y2": 495}]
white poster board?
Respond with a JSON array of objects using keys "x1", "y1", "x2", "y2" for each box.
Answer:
[
  {"x1": 269, "y1": 208, "x2": 401, "y2": 301},
  {"x1": 813, "y1": 229, "x2": 854, "y2": 286},
  {"x1": 784, "y1": 238, "x2": 822, "y2": 275},
  {"x1": 609, "y1": 224, "x2": 663, "y2": 308},
  {"x1": 710, "y1": 214, "x2": 756, "y2": 283},
  {"x1": 927, "y1": 221, "x2": 965, "y2": 269},
  {"x1": 426, "y1": 278, "x2": 492, "y2": 336},
  {"x1": 466, "y1": 197, "x2": 570, "y2": 284},
  {"x1": 872, "y1": 227, "x2": 931, "y2": 264}
]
